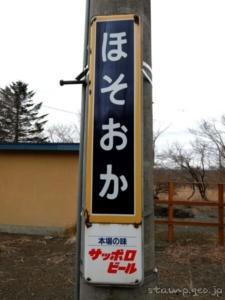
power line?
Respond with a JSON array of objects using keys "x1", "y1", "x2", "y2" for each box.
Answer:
[{"x1": 43, "y1": 105, "x2": 77, "y2": 115}]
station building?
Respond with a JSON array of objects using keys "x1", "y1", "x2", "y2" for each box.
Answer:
[{"x1": 0, "y1": 143, "x2": 79, "y2": 235}]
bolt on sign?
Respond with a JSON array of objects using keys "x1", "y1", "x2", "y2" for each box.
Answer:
[{"x1": 83, "y1": 15, "x2": 143, "y2": 285}]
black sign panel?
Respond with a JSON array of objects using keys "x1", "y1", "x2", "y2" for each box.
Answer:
[{"x1": 92, "y1": 19, "x2": 134, "y2": 215}]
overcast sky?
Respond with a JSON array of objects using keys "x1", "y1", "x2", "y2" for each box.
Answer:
[{"x1": 0, "y1": 0, "x2": 225, "y2": 147}]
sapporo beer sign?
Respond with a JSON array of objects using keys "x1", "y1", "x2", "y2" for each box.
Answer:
[
  {"x1": 85, "y1": 15, "x2": 142, "y2": 224},
  {"x1": 84, "y1": 224, "x2": 143, "y2": 285}
]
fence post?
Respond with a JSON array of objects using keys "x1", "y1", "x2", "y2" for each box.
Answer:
[
  {"x1": 168, "y1": 181, "x2": 174, "y2": 241},
  {"x1": 218, "y1": 184, "x2": 224, "y2": 246}
]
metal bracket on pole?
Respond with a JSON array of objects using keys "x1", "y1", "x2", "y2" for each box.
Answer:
[
  {"x1": 59, "y1": 65, "x2": 89, "y2": 86},
  {"x1": 142, "y1": 61, "x2": 152, "y2": 86},
  {"x1": 84, "y1": 209, "x2": 92, "y2": 228}
]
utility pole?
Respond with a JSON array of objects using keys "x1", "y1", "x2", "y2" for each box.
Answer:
[{"x1": 78, "y1": 1, "x2": 155, "y2": 299}]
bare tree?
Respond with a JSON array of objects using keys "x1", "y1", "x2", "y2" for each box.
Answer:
[
  {"x1": 153, "y1": 123, "x2": 170, "y2": 166},
  {"x1": 189, "y1": 116, "x2": 225, "y2": 171},
  {"x1": 162, "y1": 140, "x2": 210, "y2": 200},
  {"x1": 46, "y1": 123, "x2": 80, "y2": 143},
  {"x1": 153, "y1": 182, "x2": 168, "y2": 200},
  {"x1": 153, "y1": 123, "x2": 170, "y2": 199}
]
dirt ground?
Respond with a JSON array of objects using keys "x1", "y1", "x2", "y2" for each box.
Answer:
[
  {"x1": 154, "y1": 228, "x2": 225, "y2": 299},
  {"x1": 0, "y1": 228, "x2": 224, "y2": 300}
]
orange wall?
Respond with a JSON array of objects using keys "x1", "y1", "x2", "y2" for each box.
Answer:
[{"x1": 0, "y1": 152, "x2": 78, "y2": 232}]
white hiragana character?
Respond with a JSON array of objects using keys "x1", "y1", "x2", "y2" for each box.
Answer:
[
  {"x1": 102, "y1": 32, "x2": 128, "y2": 62},
  {"x1": 100, "y1": 118, "x2": 128, "y2": 151},
  {"x1": 101, "y1": 74, "x2": 127, "y2": 105},
  {"x1": 99, "y1": 164, "x2": 128, "y2": 200}
]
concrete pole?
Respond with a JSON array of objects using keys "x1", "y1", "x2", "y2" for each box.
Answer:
[{"x1": 79, "y1": 0, "x2": 155, "y2": 299}]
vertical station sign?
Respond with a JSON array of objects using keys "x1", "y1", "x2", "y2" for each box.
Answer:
[
  {"x1": 84, "y1": 15, "x2": 143, "y2": 285},
  {"x1": 85, "y1": 14, "x2": 142, "y2": 224}
]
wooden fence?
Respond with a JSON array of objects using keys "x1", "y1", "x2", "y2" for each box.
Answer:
[{"x1": 155, "y1": 182, "x2": 225, "y2": 246}]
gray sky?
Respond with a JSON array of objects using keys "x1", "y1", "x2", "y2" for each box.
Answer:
[
  {"x1": 0, "y1": 0, "x2": 85, "y2": 125},
  {"x1": 1, "y1": 0, "x2": 225, "y2": 147},
  {"x1": 152, "y1": 0, "x2": 225, "y2": 148}
]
